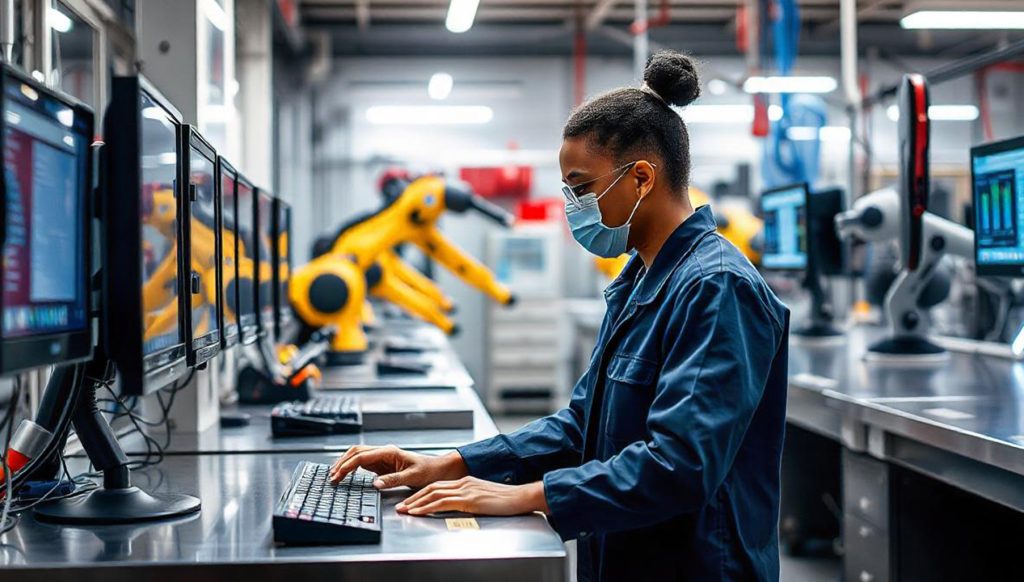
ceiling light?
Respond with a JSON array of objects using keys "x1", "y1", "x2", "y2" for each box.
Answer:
[
  {"x1": 901, "y1": 11, "x2": 1024, "y2": 30},
  {"x1": 768, "y1": 105, "x2": 783, "y2": 121},
  {"x1": 886, "y1": 104, "x2": 979, "y2": 121},
  {"x1": 48, "y1": 7, "x2": 73, "y2": 33},
  {"x1": 428, "y1": 73, "x2": 454, "y2": 100},
  {"x1": 785, "y1": 126, "x2": 852, "y2": 141},
  {"x1": 679, "y1": 105, "x2": 753, "y2": 124},
  {"x1": 446, "y1": 0, "x2": 480, "y2": 33},
  {"x1": 707, "y1": 79, "x2": 728, "y2": 96},
  {"x1": 743, "y1": 76, "x2": 838, "y2": 94},
  {"x1": 366, "y1": 105, "x2": 493, "y2": 126}
]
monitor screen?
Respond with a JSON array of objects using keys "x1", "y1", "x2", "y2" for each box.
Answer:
[
  {"x1": 276, "y1": 201, "x2": 290, "y2": 314},
  {"x1": 973, "y1": 136, "x2": 1024, "y2": 276},
  {"x1": 807, "y1": 188, "x2": 846, "y2": 276},
  {"x1": 235, "y1": 178, "x2": 257, "y2": 328},
  {"x1": 761, "y1": 184, "x2": 808, "y2": 271},
  {"x1": 2, "y1": 75, "x2": 89, "y2": 339},
  {"x1": 219, "y1": 163, "x2": 239, "y2": 345},
  {"x1": 257, "y1": 191, "x2": 274, "y2": 327},
  {"x1": 187, "y1": 145, "x2": 219, "y2": 345},
  {"x1": 140, "y1": 91, "x2": 181, "y2": 356}
]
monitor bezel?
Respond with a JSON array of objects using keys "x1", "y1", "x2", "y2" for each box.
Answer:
[
  {"x1": 103, "y1": 75, "x2": 189, "y2": 395},
  {"x1": 216, "y1": 156, "x2": 240, "y2": 350},
  {"x1": 235, "y1": 171, "x2": 259, "y2": 345},
  {"x1": 972, "y1": 134, "x2": 1024, "y2": 278},
  {"x1": 254, "y1": 187, "x2": 276, "y2": 339},
  {"x1": 272, "y1": 197, "x2": 294, "y2": 338},
  {"x1": 898, "y1": 75, "x2": 930, "y2": 273},
  {"x1": 759, "y1": 182, "x2": 810, "y2": 273},
  {"x1": 178, "y1": 125, "x2": 222, "y2": 367},
  {"x1": 0, "y1": 63, "x2": 94, "y2": 375}
]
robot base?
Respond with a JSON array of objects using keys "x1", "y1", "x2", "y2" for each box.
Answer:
[
  {"x1": 325, "y1": 350, "x2": 368, "y2": 367},
  {"x1": 793, "y1": 322, "x2": 844, "y2": 339},
  {"x1": 864, "y1": 335, "x2": 949, "y2": 366}
]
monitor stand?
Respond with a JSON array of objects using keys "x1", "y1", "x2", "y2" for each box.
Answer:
[
  {"x1": 866, "y1": 212, "x2": 974, "y2": 364},
  {"x1": 33, "y1": 358, "x2": 201, "y2": 525},
  {"x1": 793, "y1": 271, "x2": 842, "y2": 339}
]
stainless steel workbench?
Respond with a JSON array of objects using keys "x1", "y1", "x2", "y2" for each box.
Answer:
[{"x1": 0, "y1": 452, "x2": 566, "y2": 581}]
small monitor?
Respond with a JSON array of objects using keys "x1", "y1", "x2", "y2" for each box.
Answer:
[
  {"x1": 807, "y1": 187, "x2": 846, "y2": 276},
  {"x1": 0, "y1": 64, "x2": 93, "y2": 374},
  {"x1": 235, "y1": 172, "x2": 258, "y2": 344},
  {"x1": 972, "y1": 134, "x2": 1024, "y2": 277},
  {"x1": 760, "y1": 183, "x2": 808, "y2": 271},
  {"x1": 255, "y1": 188, "x2": 275, "y2": 338},
  {"x1": 179, "y1": 126, "x2": 221, "y2": 366},
  {"x1": 217, "y1": 156, "x2": 240, "y2": 349},
  {"x1": 272, "y1": 197, "x2": 294, "y2": 338}
]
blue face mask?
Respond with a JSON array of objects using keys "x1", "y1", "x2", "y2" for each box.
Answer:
[{"x1": 563, "y1": 164, "x2": 645, "y2": 258}]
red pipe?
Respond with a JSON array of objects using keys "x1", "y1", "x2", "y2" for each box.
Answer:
[{"x1": 631, "y1": 0, "x2": 671, "y2": 35}]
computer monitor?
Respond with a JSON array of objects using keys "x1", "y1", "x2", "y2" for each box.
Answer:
[
  {"x1": 760, "y1": 183, "x2": 808, "y2": 271},
  {"x1": 972, "y1": 134, "x2": 1024, "y2": 278},
  {"x1": 255, "y1": 188, "x2": 275, "y2": 338},
  {"x1": 179, "y1": 126, "x2": 221, "y2": 367},
  {"x1": 103, "y1": 75, "x2": 189, "y2": 394},
  {"x1": 807, "y1": 187, "x2": 846, "y2": 277},
  {"x1": 217, "y1": 156, "x2": 240, "y2": 349},
  {"x1": 272, "y1": 197, "x2": 294, "y2": 338},
  {"x1": 235, "y1": 172, "x2": 258, "y2": 344},
  {"x1": 0, "y1": 64, "x2": 93, "y2": 374}
]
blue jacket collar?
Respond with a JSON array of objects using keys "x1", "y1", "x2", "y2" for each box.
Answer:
[{"x1": 604, "y1": 205, "x2": 717, "y2": 306}]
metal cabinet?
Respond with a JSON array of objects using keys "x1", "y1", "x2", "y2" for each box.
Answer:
[{"x1": 842, "y1": 450, "x2": 894, "y2": 582}]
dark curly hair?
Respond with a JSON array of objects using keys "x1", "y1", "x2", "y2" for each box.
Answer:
[{"x1": 563, "y1": 50, "x2": 701, "y2": 193}]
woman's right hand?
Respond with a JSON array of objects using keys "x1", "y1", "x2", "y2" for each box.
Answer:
[{"x1": 328, "y1": 445, "x2": 469, "y2": 490}]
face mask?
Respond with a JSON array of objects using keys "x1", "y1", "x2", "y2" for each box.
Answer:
[{"x1": 563, "y1": 164, "x2": 645, "y2": 258}]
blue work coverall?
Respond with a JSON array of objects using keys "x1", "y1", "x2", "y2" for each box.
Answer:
[{"x1": 458, "y1": 206, "x2": 790, "y2": 581}]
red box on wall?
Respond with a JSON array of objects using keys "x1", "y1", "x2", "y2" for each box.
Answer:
[{"x1": 459, "y1": 166, "x2": 533, "y2": 199}]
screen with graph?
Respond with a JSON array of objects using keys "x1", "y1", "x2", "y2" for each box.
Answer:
[
  {"x1": 973, "y1": 137, "x2": 1024, "y2": 276},
  {"x1": 760, "y1": 184, "x2": 808, "y2": 271}
]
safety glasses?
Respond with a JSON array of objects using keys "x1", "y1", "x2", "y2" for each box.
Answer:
[{"x1": 561, "y1": 161, "x2": 654, "y2": 210}]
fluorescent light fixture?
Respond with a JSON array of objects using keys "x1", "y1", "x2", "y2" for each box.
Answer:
[
  {"x1": 743, "y1": 76, "x2": 838, "y2": 94},
  {"x1": 446, "y1": 0, "x2": 480, "y2": 33},
  {"x1": 707, "y1": 79, "x2": 728, "y2": 96},
  {"x1": 901, "y1": 11, "x2": 1024, "y2": 30},
  {"x1": 366, "y1": 105, "x2": 493, "y2": 125},
  {"x1": 203, "y1": 0, "x2": 230, "y2": 32},
  {"x1": 679, "y1": 105, "x2": 753, "y2": 124},
  {"x1": 886, "y1": 104, "x2": 979, "y2": 121},
  {"x1": 768, "y1": 105, "x2": 783, "y2": 121},
  {"x1": 785, "y1": 126, "x2": 852, "y2": 141},
  {"x1": 48, "y1": 7, "x2": 73, "y2": 33},
  {"x1": 428, "y1": 73, "x2": 454, "y2": 100}
]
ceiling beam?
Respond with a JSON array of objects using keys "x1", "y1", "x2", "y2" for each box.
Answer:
[{"x1": 585, "y1": 0, "x2": 620, "y2": 30}]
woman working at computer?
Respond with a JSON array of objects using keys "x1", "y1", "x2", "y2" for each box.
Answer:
[{"x1": 329, "y1": 50, "x2": 790, "y2": 582}]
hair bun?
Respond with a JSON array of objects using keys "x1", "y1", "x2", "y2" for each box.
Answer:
[{"x1": 643, "y1": 51, "x2": 701, "y2": 107}]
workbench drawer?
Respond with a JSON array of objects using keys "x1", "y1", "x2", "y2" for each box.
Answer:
[
  {"x1": 843, "y1": 451, "x2": 890, "y2": 530},
  {"x1": 843, "y1": 513, "x2": 891, "y2": 582}
]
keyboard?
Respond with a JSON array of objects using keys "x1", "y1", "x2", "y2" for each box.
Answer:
[
  {"x1": 271, "y1": 396, "x2": 363, "y2": 436},
  {"x1": 273, "y1": 462, "x2": 382, "y2": 545}
]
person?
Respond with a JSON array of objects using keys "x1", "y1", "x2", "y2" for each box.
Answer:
[{"x1": 329, "y1": 50, "x2": 790, "y2": 582}]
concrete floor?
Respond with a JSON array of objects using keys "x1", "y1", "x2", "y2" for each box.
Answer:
[{"x1": 493, "y1": 415, "x2": 841, "y2": 582}]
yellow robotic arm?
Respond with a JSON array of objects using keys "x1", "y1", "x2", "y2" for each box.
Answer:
[
  {"x1": 368, "y1": 253, "x2": 457, "y2": 334},
  {"x1": 382, "y1": 250, "x2": 455, "y2": 313}
]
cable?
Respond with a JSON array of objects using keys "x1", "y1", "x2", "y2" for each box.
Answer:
[{"x1": 0, "y1": 376, "x2": 23, "y2": 535}]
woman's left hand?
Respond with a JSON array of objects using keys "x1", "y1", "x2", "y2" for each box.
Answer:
[{"x1": 396, "y1": 476, "x2": 549, "y2": 517}]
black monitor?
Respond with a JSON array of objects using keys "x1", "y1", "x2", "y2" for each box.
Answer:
[
  {"x1": 255, "y1": 188, "x2": 275, "y2": 338},
  {"x1": 235, "y1": 172, "x2": 258, "y2": 344},
  {"x1": 272, "y1": 197, "x2": 294, "y2": 338},
  {"x1": 760, "y1": 183, "x2": 808, "y2": 271},
  {"x1": 807, "y1": 187, "x2": 846, "y2": 276},
  {"x1": 216, "y1": 156, "x2": 240, "y2": 348},
  {"x1": 972, "y1": 134, "x2": 1024, "y2": 278},
  {"x1": 0, "y1": 64, "x2": 93, "y2": 374},
  {"x1": 179, "y1": 126, "x2": 221, "y2": 367},
  {"x1": 103, "y1": 75, "x2": 188, "y2": 394}
]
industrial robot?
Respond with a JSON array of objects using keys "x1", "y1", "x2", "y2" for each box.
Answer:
[
  {"x1": 835, "y1": 74, "x2": 974, "y2": 363},
  {"x1": 290, "y1": 175, "x2": 516, "y2": 364}
]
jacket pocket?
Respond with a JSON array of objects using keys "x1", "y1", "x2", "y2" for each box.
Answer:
[{"x1": 603, "y1": 353, "x2": 658, "y2": 441}]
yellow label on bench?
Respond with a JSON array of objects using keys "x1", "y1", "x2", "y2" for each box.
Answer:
[{"x1": 446, "y1": 517, "x2": 480, "y2": 530}]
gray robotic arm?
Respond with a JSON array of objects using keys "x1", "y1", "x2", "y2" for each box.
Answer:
[{"x1": 836, "y1": 187, "x2": 975, "y2": 361}]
